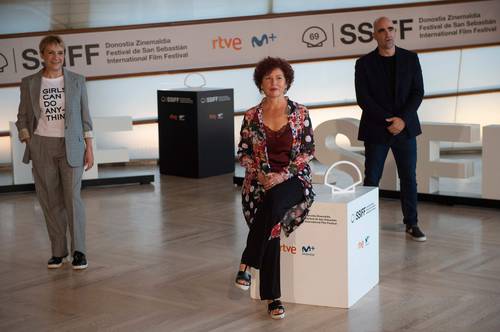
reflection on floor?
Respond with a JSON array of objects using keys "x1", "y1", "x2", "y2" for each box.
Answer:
[{"x1": 0, "y1": 163, "x2": 156, "y2": 187}]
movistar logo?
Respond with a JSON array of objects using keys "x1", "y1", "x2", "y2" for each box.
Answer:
[
  {"x1": 301, "y1": 245, "x2": 316, "y2": 256},
  {"x1": 251, "y1": 33, "x2": 277, "y2": 47}
]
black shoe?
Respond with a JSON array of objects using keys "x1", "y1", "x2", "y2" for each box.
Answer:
[
  {"x1": 406, "y1": 225, "x2": 427, "y2": 242},
  {"x1": 72, "y1": 251, "x2": 88, "y2": 270},
  {"x1": 268, "y1": 300, "x2": 285, "y2": 320},
  {"x1": 235, "y1": 264, "x2": 251, "y2": 291},
  {"x1": 47, "y1": 256, "x2": 66, "y2": 269}
]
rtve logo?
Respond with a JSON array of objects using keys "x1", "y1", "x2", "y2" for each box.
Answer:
[
  {"x1": 212, "y1": 36, "x2": 242, "y2": 50},
  {"x1": 357, "y1": 236, "x2": 370, "y2": 249},
  {"x1": 280, "y1": 244, "x2": 296, "y2": 254}
]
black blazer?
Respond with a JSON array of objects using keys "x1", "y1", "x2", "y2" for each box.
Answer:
[{"x1": 355, "y1": 46, "x2": 424, "y2": 143}]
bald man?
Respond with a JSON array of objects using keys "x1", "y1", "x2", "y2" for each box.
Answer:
[{"x1": 355, "y1": 17, "x2": 426, "y2": 241}]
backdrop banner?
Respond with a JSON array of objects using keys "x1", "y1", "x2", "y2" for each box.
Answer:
[{"x1": 0, "y1": 0, "x2": 499, "y2": 86}]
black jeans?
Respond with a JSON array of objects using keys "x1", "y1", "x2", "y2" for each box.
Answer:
[
  {"x1": 241, "y1": 177, "x2": 304, "y2": 300},
  {"x1": 364, "y1": 137, "x2": 418, "y2": 226}
]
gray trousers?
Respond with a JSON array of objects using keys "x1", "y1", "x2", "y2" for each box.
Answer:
[{"x1": 30, "y1": 134, "x2": 86, "y2": 257}]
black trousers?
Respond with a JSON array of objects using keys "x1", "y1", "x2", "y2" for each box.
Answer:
[
  {"x1": 364, "y1": 137, "x2": 418, "y2": 226},
  {"x1": 241, "y1": 177, "x2": 304, "y2": 300}
]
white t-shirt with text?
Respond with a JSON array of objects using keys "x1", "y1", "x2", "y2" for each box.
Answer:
[{"x1": 35, "y1": 76, "x2": 65, "y2": 137}]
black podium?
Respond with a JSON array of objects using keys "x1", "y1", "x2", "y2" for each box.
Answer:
[{"x1": 157, "y1": 88, "x2": 234, "y2": 178}]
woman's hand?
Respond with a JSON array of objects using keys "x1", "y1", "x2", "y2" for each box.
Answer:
[
  {"x1": 258, "y1": 172, "x2": 284, "y2": 190},
  {"x1": 257, "y1": 172, "x2": 268, "y2": 188},
  {"x1": 84, "y1": 138, "x2": 94, "y2": 171}
]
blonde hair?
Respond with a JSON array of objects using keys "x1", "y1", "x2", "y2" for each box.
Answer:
[{"x1": 39, "y1": 35, "x2": 65, "y2": 55}]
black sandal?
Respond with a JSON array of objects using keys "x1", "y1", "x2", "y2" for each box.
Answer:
[
  {"x1": 235, "y1": 265, "x2": 251, "y2": 290},
  {"x1": 268, "y1": 299, "x2": 285, "y2": 319}
]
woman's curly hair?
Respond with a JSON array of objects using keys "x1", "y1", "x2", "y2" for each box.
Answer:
[{"x1": 253, "y1": 57, "x2": 294, "y2": 93}]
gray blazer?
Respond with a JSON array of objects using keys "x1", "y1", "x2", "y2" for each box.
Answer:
[{"x1": 16, "y1": 68, "x2": 93, "y2": 167}]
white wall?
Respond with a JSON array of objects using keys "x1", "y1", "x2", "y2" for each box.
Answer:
[
  {"x1": 1, "y1": 1, "x2": 499, "y2": 164},
  {"x1": 1, "y1": 46, "x2": 500, "y2": 163}
]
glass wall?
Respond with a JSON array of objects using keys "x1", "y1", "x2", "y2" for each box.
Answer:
[
  {"x1": 0, "y1": 0, "x2": 447, "y2": 34},
  {"x1": 0, "y1": 0, "x2": 498, "y2": 168},
  {"x1": 272, "y1": 0, "x2": 442, "y2": 13},
  {"x1": 0, "y1": 0, "x2": 270, "y2": 34}
]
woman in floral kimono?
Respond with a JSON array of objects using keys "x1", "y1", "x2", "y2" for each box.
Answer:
[{"x1": 234, "y1": 57, "x2": 315, "y2": 319}]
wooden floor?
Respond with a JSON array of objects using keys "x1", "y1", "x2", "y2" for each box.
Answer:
[{"x1": 1, "y1": 169, "x2": 499, "y2": 332}]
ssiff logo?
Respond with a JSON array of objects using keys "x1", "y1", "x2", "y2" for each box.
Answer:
[
  {"x1": 351, "y1": 207, "x2": 366, "y2": 223},
  {"x1": 357, "y1": 236, "x2": 370, "y2": 249},
  {"x1": 200, "y1": 96, "x2": 231, "y2": 103},
  {"x1": 161, "y1": 96, "x2": 193, "y2": 104},
  {"x1": 251, "y1": 33, "x2": 277, "y2": 47},
  {"x1": 351, "y1": 203, "x2": 376, "y2": 223}
]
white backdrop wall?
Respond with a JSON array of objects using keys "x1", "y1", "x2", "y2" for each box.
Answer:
[
  {"x1": 1, "y1": 0, "x2": 499, "y2": 164},
  {"x1": 1, "y1": 45, "x2": 499, "y2": 163}
]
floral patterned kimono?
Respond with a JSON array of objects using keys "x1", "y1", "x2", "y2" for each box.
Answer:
[{"x1": 237, "y1": 98, "x2": 315, "y2": 237}]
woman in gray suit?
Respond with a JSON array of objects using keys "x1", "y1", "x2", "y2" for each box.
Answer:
[{"x1": 16, "y1": 35, "x2": 94, "y2": 270}]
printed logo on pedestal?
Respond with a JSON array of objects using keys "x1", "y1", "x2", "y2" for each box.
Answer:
[
  {"x1": 305, "y1": 214, "x2": 337, "y2": 225},
  {"x1": 357, "y1": 236, "x2": 370, "y2": 249},
  {"x1": 200, "y1": 95, "x2": 231, "y2": 103},
  {"x1": 161, "y1": 96, "x2": 193, "y2": 104},
  {"x1": 351, "y1": 202, "x2": 376, "y2": 223},
  {"x1": 168, "y1": 114, "x2": 186, "y2": 121},
  {"x1": 281, "y1": 244, "x2": 296, "y2": 255},
  {"x1": 301, "y1": 245, "x2": 316, "y2": 256},
  {"x1": 208, "y1": 113, "x2": 224, "y2": 120}
]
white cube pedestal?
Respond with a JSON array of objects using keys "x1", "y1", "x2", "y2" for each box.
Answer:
[{"x1": 251, "y1": 185, "x2": 379, "y2": 308}]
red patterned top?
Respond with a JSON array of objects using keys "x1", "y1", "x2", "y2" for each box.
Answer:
[{"x1": 264, "y1": 123, "x2": 292, "y2": 173}]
